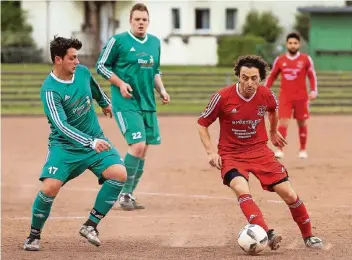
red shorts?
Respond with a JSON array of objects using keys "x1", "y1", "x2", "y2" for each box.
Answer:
[
  {"x1": 220, "y1": 145, "x2": 288, "y2": 192},
  {"x1": 279, "y1": 99, "x2": 309, "y2": 120}
]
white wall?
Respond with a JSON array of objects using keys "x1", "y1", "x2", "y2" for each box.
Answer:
[
  {"x1": 22, "y1": 0, "x2": 346, "y2": 65},
  {"x1": 22, "y1": 0, "x2": 84, "y2": 62}
]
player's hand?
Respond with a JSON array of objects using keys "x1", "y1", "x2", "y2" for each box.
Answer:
[
  {"x1": 208, "y1": 152, "x2": 222, "y2": 170},
  {"x1": 91, "y1": 139, "x2": 111, "y2": 153},
  {"x1": 309, "y1": 91, "x2": 317, "y2": 100},
  {"x1": 102, "y1": 105, "x2": 112, "y2": 118},
  {"x1": 119, "y1": 82, "x2": 133, "y2": 98},
  {"x1": 160, "y1": 90, "x2": 170, "y2": 104},
  {"x1": 270, "y1": 131, "x2": 287, "y2": 148}
]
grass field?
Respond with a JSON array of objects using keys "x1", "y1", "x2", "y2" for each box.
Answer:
[{"x1": 2, "y1": 64, "x2": 352, "y2": 115}]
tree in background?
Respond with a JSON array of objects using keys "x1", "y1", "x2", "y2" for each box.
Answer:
[
  {"x1": 1, "y1": 1, "x2": 35, "y2": 47},
  {"x1": 294, "y1": 12, "x2": 310, "y2": 42},
  {"x1": 1, "y1": 1, "x2": 42, "y2": 62},
  {"x1": 242, "y1": 10, "x2": 283, "y2": 44}
]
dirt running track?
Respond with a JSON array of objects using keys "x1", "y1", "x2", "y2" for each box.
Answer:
[{"x1": 2, "y1": 115, "x2": 352, "y2": 260}]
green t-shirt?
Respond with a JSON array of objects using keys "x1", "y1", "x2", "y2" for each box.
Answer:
[
  {"x1": 96, "y1": 30, "x2": 161, "y2": 111},
  {"x1": 41, "y1": 65, "x2": 110, "y2": 151}
]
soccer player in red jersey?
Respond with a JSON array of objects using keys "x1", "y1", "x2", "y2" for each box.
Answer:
[
  {"x1": 265, "y1": 33, "x2": 318, "y2": 159},
  {"x1": 197, "y1": 55, "x2": 323, "y2": 250}
]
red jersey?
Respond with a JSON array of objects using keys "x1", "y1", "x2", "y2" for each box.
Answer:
[
  {"x1": 198, "y1": 83, "x2": 278, "y2": 156},
  {"x1": 265, "y1": 52, "x2": 317, "y2": 100}
]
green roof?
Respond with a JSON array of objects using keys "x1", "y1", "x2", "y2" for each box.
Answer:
[{"x1": 298, "y1": 6, "x2": 352, "y2": 13}]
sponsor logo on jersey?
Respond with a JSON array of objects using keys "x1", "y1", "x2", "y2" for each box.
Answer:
[
  {"x1": 72, "y1": 96, "x2": 92, "y2": 115},
  {"x1": 232, "y1": 119, "x2": 261, "y2": 130},
  {"x1": 138, "y1": 55, "x2": 154, "y2": 68}
]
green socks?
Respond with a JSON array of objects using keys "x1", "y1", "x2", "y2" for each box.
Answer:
[
  {"x1": 132, "y1": 159, "x2": 145, "y2": 192},
  {"x1": 89, "y1": 180, "x2": 125, "y2": 224},
  {"x1": 30, "y1": 191, "x2": 55, "y2": 237},
  {"x1": 121, "y1": 153, "x2": 140, "y2": 194}
]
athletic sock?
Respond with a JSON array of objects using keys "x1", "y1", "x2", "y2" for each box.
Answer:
[
  {"x1": 88, "y1": 179, "x2": 125, "y2": 225},
  {"x1": 288, "y1": 197, "x2": 313, "y2": 239},
  {"x1": 238, "y1": 194, "x2": 269, "y2": 232},
  {"x1": 121, "y1": 153, "x2": 140, "y2": 194}
]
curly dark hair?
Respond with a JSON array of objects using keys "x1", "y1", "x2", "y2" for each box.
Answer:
[
  {"x1": 50, "y1": 35, "x2": 82, "y2": 63},
  {"x1": 234, "y1": 55, "x2": 269, "y2": 81}
]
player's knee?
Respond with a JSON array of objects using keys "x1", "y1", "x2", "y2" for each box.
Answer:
[
  {"x1": 129, "y1": 142, "x2": 146, "y2": 157},
  {"x1": 297, "y1": 120, "x2": 306, "y2": 127},
  {"x1": 280, "y1": 189, "x2": 297, "y2": 204},
  {"x1": 103, "y1": 164, "x2": 127, "y2": 182},
  {"x1": 279, "y1": 118, "x2": 289, "y2": 127},
  {"x1": 42, "y1": 178, "x2": 62, "y2": 197}
]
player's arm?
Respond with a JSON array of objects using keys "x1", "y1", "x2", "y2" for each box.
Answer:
[
  {"x1": 96, "y1": 37, "x2": 132, "y2": 98},
  {"x1": 307, "y1": 56, "x2": 318, "y2": 100},
  {"x1": 197, "y1": 93, "x2": 222, "y2": 170},
  {"x1": 264, "y1": 57, "x2": 281, "y2": 88},
  {"x1": 90, "y1": 74, "x2": 111, "y2": 108},
  {"x1": 154, "y1": 43, "x2": 170, "y2": 104},
  {"x1": 42, "y1": 90, "x2": 111, "y2": 152},
  {"x1": 266, "y1": 90, "x2": 287, "y2": 148}
]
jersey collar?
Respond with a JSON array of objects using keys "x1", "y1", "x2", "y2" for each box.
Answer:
[
  {"x1": 128, "y1": 30, "x2": 148, "y2": 44},
  {"x1": 50, "y1": 71, "x2": 74, "y2": 84},
  {"x1": 286, "y1": 51, "x2": 301, "y2": 60},
  {"x1": 236, "y1": 83, "x2": 257, "y2": 102}
]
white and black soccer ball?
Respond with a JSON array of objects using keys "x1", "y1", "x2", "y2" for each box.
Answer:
[{"x1": 237, "y1": 224, "x2": 268, "y2": 255}]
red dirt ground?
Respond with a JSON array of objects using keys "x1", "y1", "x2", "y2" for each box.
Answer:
[{"x1": 2, "y1": 115, "x2": 352, "y2": 260}]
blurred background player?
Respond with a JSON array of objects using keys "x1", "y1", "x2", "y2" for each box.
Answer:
[
  {"x1": 24, "y1": 36, "x2": 127, "y2": 251},
  {"x1": 197, "y1": 55, "x2": 323, "y2": 250},
  {"x1": 96, "y1": 3, "x2": 170, "y2": 210},
  {"x1": 265, "y1": 32, "x2": 318, "y2": 159}
]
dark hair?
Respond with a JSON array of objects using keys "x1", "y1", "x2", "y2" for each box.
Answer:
[
  {"x1": 50, "y1": 35, "x2": 82, "y2": 63},
  {"x1": 286, "y1": 32, "x2": 300, "y2": 42},
  {"x1": 234, "y1": 55, "x2": 269, "y2": 81},
  {"x1": 130, "y1": 3, "x2": 149, "y2": 19}
]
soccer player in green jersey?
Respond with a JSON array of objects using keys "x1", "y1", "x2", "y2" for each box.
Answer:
[
  {"x1": 23, "y1": 36, "x2": 127, "y2": 251},
  {"x1": 96, "y1": 3, "x2": 170, "y2": 210}
]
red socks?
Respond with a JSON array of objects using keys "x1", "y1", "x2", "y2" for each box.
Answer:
[
  {"x1": 238, "y1": 194, "x2": 268, "y2": 232},
  {"x1": 299, "y1": 125, "x2": 307, "y2": 150},
  {"x1": 288, "y1": 198, "x2": 313, "y2": 239}
]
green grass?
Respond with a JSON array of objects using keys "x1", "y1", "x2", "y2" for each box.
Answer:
[{"x1": 1, "y1": 63, "x2": 352, "y2": 115}]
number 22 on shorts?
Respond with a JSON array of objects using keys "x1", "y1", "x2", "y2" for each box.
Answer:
[
  {"x1": 48, "y1": 166, "x2": 58, "y2": 174},
  {"x1": 132, "y1": 132, "x2": 142, "y2": 140}
]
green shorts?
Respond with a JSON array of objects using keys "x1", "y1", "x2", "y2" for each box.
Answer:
[
  {"x1": 113, "y1": 110, "x2": 161, "y2": 145},
  {"x1": 40, "y1": 139, "x2": 124, "y2": 185}
]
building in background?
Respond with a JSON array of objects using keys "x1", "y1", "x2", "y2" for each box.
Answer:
[
  {"x1": 298, "y1": 6, "x2": 352, "y2": 71},
  {"x1": 21, "y1": 0, "x2": 345, "y2": 65}
]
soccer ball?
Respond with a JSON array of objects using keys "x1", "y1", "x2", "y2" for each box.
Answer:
[{"x1": 237, "y1": 224, "x2": 268, "y2": 255}]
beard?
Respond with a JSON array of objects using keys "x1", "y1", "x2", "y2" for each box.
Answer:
[{"x1": 288, "y1": 48, "x2": 299, "y2": 55}]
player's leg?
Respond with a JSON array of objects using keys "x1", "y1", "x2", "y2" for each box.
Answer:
[
  {"x1": 223, "y1": 168, "x2": 281, "y2": 250},
  {"x1": 272, "y1": 181, "x2": 323, "y2": 248},
  {"x1": 113, "y1": 110, "x2": 146, "y2": 210},
  {"x1": 80, "y1": 144, "x2": 127, "y2": 246},
  {"x1": 130, "y1": 112, "x2": 161, "y2": 209},
  {"x1": 24, "y1": 147, "x2": 81, "y2": 251},
  {"x1": 293, "y1": 100, "x2": 310, "y2": 159},
  {"x1": 275, "y1": 99, "x2": 292, "y2": 159},
  {"x1": 256, "y1": 147, "x2": 323, "y2": 249}
]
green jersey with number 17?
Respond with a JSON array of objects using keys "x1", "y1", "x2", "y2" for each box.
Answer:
[{"x1": 96, "y1": 30, "x2": 161, "y2": 112}]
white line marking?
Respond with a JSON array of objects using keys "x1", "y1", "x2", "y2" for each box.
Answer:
[
  {"x1": 1, "y1": 214, "x2": 211, "y2": 221},
  {"x1": 3, "y1": 184, "x2": 352, "y2": 208}
]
